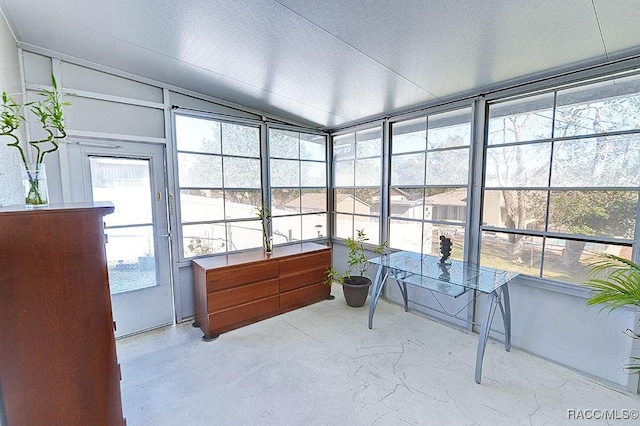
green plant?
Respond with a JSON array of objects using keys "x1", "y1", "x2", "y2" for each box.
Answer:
[
  {"x1": 1, "y1": 74, "x2": 70, "y2": 204},
  {"x1": 584, "y1": 253, "x2": 640, "y2": 374},
  {"x1": 255, "y1": 204, "x2": 272, "y2": 252},
  {"x1": 326, "y1": 229, "x2": 387, "y2": 285}
]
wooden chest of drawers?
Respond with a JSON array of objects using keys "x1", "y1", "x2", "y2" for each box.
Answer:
[{"x1": 192, "y1": 243, "x2": 331, "y2": 340}]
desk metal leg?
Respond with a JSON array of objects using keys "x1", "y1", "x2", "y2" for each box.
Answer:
[
  {"x1": 393, "y1": 279, "x2": 409, "y2": 312},
  {"x1": 499, "y1": 284, "x2": 511, "y2": 351},
  {"x1": 368, "y1": 265, "x2": 388, "y2": 329},
  {"x1": 475, "y1": 285, "x2": 510, "y2": 384}
]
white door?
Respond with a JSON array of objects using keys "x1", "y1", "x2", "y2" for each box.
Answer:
[{"x1": 67, "y1": 140, "x2": 173, "y2": 337}]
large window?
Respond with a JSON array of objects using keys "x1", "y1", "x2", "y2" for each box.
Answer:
[
  {"x1": 269, "y1": 129, "x2": 328, "y2": 245},
  {"x1": 482, "y1": 73, "x2": 640, "y2": 284},
  {"x1": 332, "y1": 126, "x2": 383, "y2": 245},
  {"x1": 175, "y1": 114, "x2": 263, "y2": 257},
  {"x1": 389, "y1": 109, "x2": 472, "y2": 260}
]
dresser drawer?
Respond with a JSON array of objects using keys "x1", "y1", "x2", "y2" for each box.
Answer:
[
  {"x1": 279, "y1": 250, "x2": 331, "y2": 276},
  {"x1": 208, "y1": 295, "x2": 280, "y2": 331},
  {"x1": 280, "y1": 283, "x2": 330, "y2": 310},
  {"x1": 279, "y1": 267, "x2": 327, "y2": 293},
  {"x1": 208, "y1": 278, "x2": 279, "y2": 312},
  {"x1": 207, "y1": 260, "x2": 278, "y2": 292}
]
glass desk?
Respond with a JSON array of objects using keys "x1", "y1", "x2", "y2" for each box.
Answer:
[{"x1": 367, "y1": 251, "x2": 519, "y2": 384}]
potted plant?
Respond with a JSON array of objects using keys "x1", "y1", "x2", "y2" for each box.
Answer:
[
  {"x1": 584, "y1": 253, "x2": 640, "y2": 374},
  {"x1": 1, "y1": 74, "x2": 69, "y2": 206},
  {"x1": 326, "y1": 229, "x2": 387, "y2": 307}
]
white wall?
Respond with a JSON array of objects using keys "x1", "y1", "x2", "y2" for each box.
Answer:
[{"x1": 0, "y1": 11, "x2": 24, "y2": 207}]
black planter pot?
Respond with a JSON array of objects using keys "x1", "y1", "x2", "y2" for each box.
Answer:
[{"x1": 342, "y1": 276, "x2": 372, "y2": 307}]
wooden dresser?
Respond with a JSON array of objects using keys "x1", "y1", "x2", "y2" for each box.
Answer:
[
  {"x1": 0, "y1": 203, "x2": 125, "y2": 426},
  {"x1": 192, "y1": 242, "x2": 331, "y2": 340}
]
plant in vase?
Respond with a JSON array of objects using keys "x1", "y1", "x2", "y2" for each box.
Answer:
[
  {"x1": 255, "y1": 204, "x2": 272, "y2": 254},
  {"x1": 1, "y1": 74, "x2": 69, "y2": 206},
  {"x1": 326, "y1": 229, "x2": 387, "y2": 307},
  {"x1": 584, "y1": 253, "x2": 640, "y2": 374}
]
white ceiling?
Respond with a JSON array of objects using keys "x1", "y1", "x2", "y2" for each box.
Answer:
[{"x1": 2, "y1": 0, "x2": 640, "y2": 130}]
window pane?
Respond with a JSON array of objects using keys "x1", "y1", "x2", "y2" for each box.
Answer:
[
  {"x1": 355, "y1": 188, "x2": 381, "y2": 216},
  {"x1": 353, "y1": 216, "x2": 380, "y2": 245},
  {"x1": 223, "y1": 157, "x2": 261, "y2": 188},
  {"x1": 424, "y1": 224, "x2": 465, "y2": 261},
  {"x1": 335, "y1": 213, "x2": 353, "y2": 239},
  {"x1": 392, "y1": 117, "x2": 427, "y2": 154},
  {"x1": 356, "y1": 128, "x2": 382, "y2": 157},
  {"x1": 300, "y1": 133, "x2": 325, "y2": 161},
  {"x1": 333, "y1": 133, "x2": 356, "y2": 160},
  {"x1": 428, "y1": 109, "x2": 471, "y2": 149},
  {"x1": 487, "y1": 93, "x2": 554, "y2": 144},
  {"x1": 301, "y1": 161, "x2": 326, "y2": 187},
  {"x1": 180, "y1": 189, "x2": 224, "y2": 222},
  {"x1": 90, "y1": 157, "x2": 152, "y2": 227},
  {"x1": 391, "y1": 152, "x2": 425, "y2": 185},
  {"x1": 302, "y1": 214, "x2": 327, "y2": 239},
  {"x1": 542, "y1": 241, "x2": 632, "y2": 285},
  {"x1": 548, "y1": 190, "x2": 638, "y2": 239},
  {"x1": 334, "y1": 160, "x2": 354, "y2": 187},
  {"x1": 482, "y1": 190, "x2": 547, "y2": 231},
  {"x1": 390, "y1": 187, "x2": 424, "y2": 220},
  {"x1": 480, "y1": 231, "x2": 543, "y2": 277},
  {"x1": 226, "y1": 220, "x2": 263, "y2": 251},
  {"x1": 355, "y1": 157, "x2": 381, "y2": 186},
  {"x1": 555, "y1": 75, "x2": 640, "y2": 137},
  {"x1": 224, "y1": 190, "x2": 262, "y2": 220},
  {"x1": 221, "y1": 123, "x2": 259, "y2": 157},
  {"x1": 270, "y1": 159, "x2": 300, "y2": 187},
  {"x1": 426, "y1": 187, "x2": 468, "y2": 223},
  {"x1": 175, "y1": 115, "x2": 221, "y2": 154},
  {"x1": 425, "y1": 148, "x2": 469, "y2": 185},
  {"x1": 273, "y1": 216, "x2": 301, "y2": 244},
  {"x1": 178, "y1": 153, "x2": 222, "y2": 188},
  {"x1": 182, "y1": 223, "x2": 227, "y2": 257},
  {"x1": 270, "y1": 129, "x2": 299, "y2": 159},
  {"x1": 335, "y1": 189, "x2": 355, "y2": 213},
  {"x1": 105, "y1": 226, "x2": 156, "y2": 294},
  {"x1": 551, "y1": 135, "x2": 640, "y2": 187},
  {"x1": 389, "y1": 219, "x2": 423, "y2": 252},
  {"x1": 272, "y1": 188, "x2": 300, "y2": 215},
  {"x1": 301, "y1": 188, "x2": 327, "y2": 213},
  {"x1": 485, "y1": 143, "x2": 551, "y2": 187}
]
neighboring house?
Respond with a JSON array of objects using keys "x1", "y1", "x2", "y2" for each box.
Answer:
[
  {"x1": 285, "y1": 192, "x2": 370, "y2": 215},
  {"x1": 424, "y1": 188, "x2": 467, "y2": 222}
]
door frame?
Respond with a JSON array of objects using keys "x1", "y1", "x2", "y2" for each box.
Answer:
[{"x1": 64, "y1": 139, "x2": 175, "y2": 337}]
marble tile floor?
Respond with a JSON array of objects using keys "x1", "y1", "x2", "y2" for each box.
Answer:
[{"x1": 117, "y1": 289, "x2": 640, "y2": 426}]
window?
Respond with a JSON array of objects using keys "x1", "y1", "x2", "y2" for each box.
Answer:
[
  {"x1": 175, "y1": 114, "x2": 263, "y2": 258},
  {"x1": 482, "y1": 73, "x2": 640, "y2": 284},
  {"x1": 269, "y1": 129, "x2": 328, "y2": 244},
  {"x1": 332, "y1": 126, "x2": 383, "y2": 245},
  {"x1": 389, "y1": 109, "x2": 472, "y2": 260}
]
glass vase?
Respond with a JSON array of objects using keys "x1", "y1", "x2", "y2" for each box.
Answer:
[{"x1": 22, "y1": 163, "x2": 49, "y2": 207}]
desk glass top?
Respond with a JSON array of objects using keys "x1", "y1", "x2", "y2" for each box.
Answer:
[{"x1": 368, "y1": 251, "x2": 518, "y2": 297}]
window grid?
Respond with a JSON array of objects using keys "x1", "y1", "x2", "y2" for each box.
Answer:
[
  {"x1": 269, "y1": 128, "x2": 328, "y2": 244},
  {"x1": 388, "y1": 108, "x2": 472, "y2": 261},
  {"x1": 332, "y1": 126, "x2": 383, "y2": 245},
  {"x1": 175, "y1": 113, "x2": 263, "y2": 258},
  {"x1": 481, "y1": 74, "x2": 640, "y2": 285}
]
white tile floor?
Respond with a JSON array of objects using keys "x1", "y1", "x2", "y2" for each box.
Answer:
[{"x1": 117, "y1": 289, "x2": 640, "y2": 425}]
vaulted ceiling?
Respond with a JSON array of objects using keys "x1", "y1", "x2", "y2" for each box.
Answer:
[{"x1": 2, "y1": 0, "x2": 640, "y2": 130}]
